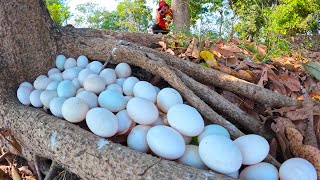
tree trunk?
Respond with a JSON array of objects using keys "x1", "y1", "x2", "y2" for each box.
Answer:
[
  {"x1": 219, "y1": 9, "x2": 223, "y2": 38},
  {"x1": 171, "y1": 0, "x2": 190, "y2": 32}
]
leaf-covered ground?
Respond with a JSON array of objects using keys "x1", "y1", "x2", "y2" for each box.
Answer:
[{"x1": 158, "y1": 34, "x2": 320, "y2": 166}]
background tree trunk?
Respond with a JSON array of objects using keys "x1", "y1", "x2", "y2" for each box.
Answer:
[{"x1": 171, "y1": 0, "x2": 190, "y2": 32}]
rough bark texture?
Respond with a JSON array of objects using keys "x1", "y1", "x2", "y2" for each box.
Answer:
[{"x1": 171, "y1": 0, "x2": 190, "y2": 32}]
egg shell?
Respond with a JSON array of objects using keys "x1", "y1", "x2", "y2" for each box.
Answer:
[
  {"x1": 57, "y1": 80, "x2": 76, "y2": 98},
  {"x1": 49, "y1": 97, "x2": 67, "y2": 118},
  {"x1": 116, "y1": 110, "x2": 134, "y2": 134},
  {"x1": 72, "y1": 78, "x2": 81, "y2": 90},
  {"x1": 167, "y1": 104, "x2": 204, "y2": 137},
  {"x1": 150, "y1": 115, "x2": 166, "y2": 126},
  {"x1": 279, "y1": 158, "x2": 317, "y2": 180},
  {"x1": 62, "y1": 67, "x2": 80, "y2": 80},
  {"x1": 124, "y1": 95, "x2": 133, "y2": 102},
  {"x1": 46, "y1": 81, "x2": 60, "y2": 91},
  {"x1": 147, "y1": 125, "x2": 185, "y2": 160},
  {"x1": 199, "y1": 135, "x2": 242, "y2": 174},
  {"x1": 64, "y1": 58, "x2": 77, "y2": 69},
  {"x1": 127, "y1": 125, "x2": 151, "y2": 153},
  {"x1": 99, "y1": 68, "x2": 117, "y2": 85},
  {"x1": 62, "y1": 97, "x2": 89, "y2": 123},
  {"x1": 226, "y1": 171, "x2": 239, "y2": 179},
  {"x1": 234, "y1": 134, "x2": 270, "y2": 165},
  {"x1": 49, "y1": 72, "x2": 63, "y2": 81},
  {"x1": 116, "y1": 78, "x2": 126, "y2": 87},
  {"x1": 30, "y1": 90, "x2": 43, "y2": 108},
  {"x1": 40, "y1": 90, "x2": 58, "y2": 108},
  {"x1": 123, "y1": 77, "x2": 139, "y2": 96},
  {"x1": 19, "y1": 81, "x2": 34, "y2": 90},
  {"x1": 76, "y1": 90, "x2": 98, "y2": 109},
  {"x1": 47, "y1": 68, "x2": 61, "y2": 76},
  {"x1": 83, "y1": 74, "x2": 106, "y2": 94},
  {"x1": 86, "y1": 107, "x2": 118, "y2": 137},
  {"x1": 76, "y1": 88, "x2": 85, "y2": 94},
  {"x1": 154, "y1": 86, "x2": 160, "y2": 94},
  {"x1": 106, "y1": 84, "x2": 123, "y2": 94},
  {"x1": 126, "y1": 97, "x2": 159, "y2": 125},
  {"x1": 133, "y1": 81, "x2": 157, "y2": 103},
  {"x1": 17, "y1": 86, "x2": 32, "y2": 105},
  {"x1": 178, "y1": 145, "x2": 207, "y2": 169},
  {"x1": 55, "y1": 55, "x2": 66, "y2": 70},
  {"x1": 78, "y1": 69, "x2": 94, "y2": 86},
  {"x1": 115, "y1": 63, "x2": 131, "y2": 78},
  {"x1": 77, "y1": 55, "x2": 89, "y2": 68},
  {"x1": 34, "y1": 75, "x2": 52, "y2": 90},
  {"x1": 198, "y1": 124, "x2": 230, "y2": 143},
  {"x1": 240, "y1": 162, "x2": 278, "y2": 180},
  {"x1": 87, "y1": 61, "x2": 103, "y2": 74},
  {"x1": 98, "y1": 90, "x2": 126, "y2": 112},
  {"x1": 157, "y1": 88, "x2": 183, "y2": 113}
]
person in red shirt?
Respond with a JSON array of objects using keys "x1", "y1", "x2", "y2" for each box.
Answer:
[{"x1": 152, "y1": 0, "x2": 173, "y2": 34}]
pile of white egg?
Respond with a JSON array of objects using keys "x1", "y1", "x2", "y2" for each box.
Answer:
[{"x1": 17, "y1": 55, "x2": 318, "y2": 180}]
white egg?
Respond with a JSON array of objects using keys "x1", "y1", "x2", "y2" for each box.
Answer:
[
  {"x1": 55, "y1": 55, "x2": 66, "y2": 70},
  {"x1": 17, "y1": 86, "x2": 32, "y2": 105},
  {"x1": 167, "y1": 104, "x2": 204, "y2": 137},
  {"x1": 29, "y1": 90, "x2": 43, "y2": 108},
  {"x1": 279, "y1": 158, "x2": 317, "y2": 180},
  {"x1": 147, "y1": 125, "x2": 185, "y2": 160},
  {"x1": 34, "y1": 75, "x2": 52, "y2": 90},
  {"x1": 40, "y1": 90, "x2": 58, "y2": 108},
  {"x1": 49, "y1": 72, "x2": 63, "y2": 81},
  {"x1": 76, "y1": 91, "x2": 98, "y2": 109},
  {"x1": 199, "y1": 135, "x2": 242, "y2": 174},
  {"x1": 99, "y1": 68, "x2": 117, "y2": 85},
  {"x1": 116, "y1": 110, "x2": 134, "y2": 134},
  {"x1": 116, "y1": 78, "x2": 126, "y2": 87},
  {"x1": 86, "y1": 107, "x2": 118, "y2": 137},
  {"x1": 57, "y1": 80, "x2": 76, "y2": 98},
  {"x1": 124, "y1": 95, "x2": 133, "y2": 102},
  {"x1": 77, "y1": 55, "x2": 89, "y2": 68},
  {"x1": 87, "y1": 61, "x2": 103, "y2": 74},
  {"x1": 127, "y1": 97, "x2": 159, "y2": 125},
  {"x1": 19, "y1": 81, "x2": 34, "y2": 90},
  {"x1": 98, "y1": 90, "x2": 126, "y2": 112},
  {"x1": 72, "y1": 78, "x2": 81, "y2": 90},
  {"x1": 47, "y1": 68, "x2": 60, "y2": 76},
  {"x1": 115, "y1": 63, "x2": 131, "y2": 78},
  {"x1": 150, "y1": 115, "x2": 166, "y2": 126},
  {"x1": 154, "y1": 86, "x2": 160, "y2": 94},
  {"x1": 62, "y1": 67, "x2": 80, "y2": 80},
  {"x1": 78, "y1": 69, "x2": 94, "y2": 86},
  {"x1": 240, "y1": 162, "x2": 278, "y2": 180},
  {"x1": 106, "y1": 84, "x2": 123, "y2": 94},
  {"x1": 123, "y1": 77, "x2": 139, "y2": 96},
  {"x1": 46, "y1": 81, "x2": 60, "y2": 91},
  {"x1": 49, "y1": 97, "x2": 67, "y2": 118},
  {"x1": 127, "y1": 125, "x2": 151, "y2": 153},
  {"x1": 226, "y1": 171, "x2": 239, "y2": 179},
  {"x1": 183, "y1": 135, "x2": 192, "y2": 145},
  {"x1": 178, "y1": 145, "x2": 207, "y2": 169},
  {"x1": 83, "y1": 74, "x2": 106, "y2": 94},
  {"x1": 157, "y1": 88, "x2": 183, "y2": 113},
  {"x1": 64, "y1": 57, "x2": 77, "y2": 69},
  {"x1": 133, "y1": 81, "x2": 157, "y2": 103},
  {"x1": 234, "y1": 134, "x2": 270, "y2": 165},
  {"x1": 62, "y1": 97, "x2": 89, "y2": 123},
  {"x1": 76, "y1": 88, "x2": 85, "y2": 94},
  {"x1": 198, "y1": 125, "x2": 230, "y2": 143}
]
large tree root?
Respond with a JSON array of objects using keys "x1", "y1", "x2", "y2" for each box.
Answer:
[{"x1": 114, "y1": 41, "x2": 299, "y2": 108}]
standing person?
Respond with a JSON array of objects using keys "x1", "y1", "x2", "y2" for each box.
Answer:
[{"x1": 152, "y1": 0, "x2": 173, "y2": 34}]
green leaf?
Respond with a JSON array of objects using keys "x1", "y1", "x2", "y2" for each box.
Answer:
[
  {"x1": 190, "y1": 136, "x2": 199, "y2": 145},
  {"x1": 200, "y1": 50, "x2": 218, "y2": 67},
  {"x1": 302, "y1": 62, "x2": 320, "y2": 81}
]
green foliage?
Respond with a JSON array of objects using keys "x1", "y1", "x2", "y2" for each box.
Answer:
[{"x1": 46, "y1": 0, "x2": 70, "y2": 25}]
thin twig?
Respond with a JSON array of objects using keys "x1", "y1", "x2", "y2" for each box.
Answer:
[
  {"x1": 33, "y1": 155, "x2": 43, "y2": 180},
  {"x1": 44, "y1": 161, "x2": 62, "y2": 180}
]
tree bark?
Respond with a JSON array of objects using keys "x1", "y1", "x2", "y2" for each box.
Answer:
[{"x1": 171, "y1": 0, "x2": 190, "y2": 32}]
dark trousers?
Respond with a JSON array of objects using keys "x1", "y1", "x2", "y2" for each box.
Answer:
[{"x1": 152, "y1": 24, "x2": 170, "y2": 34}]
